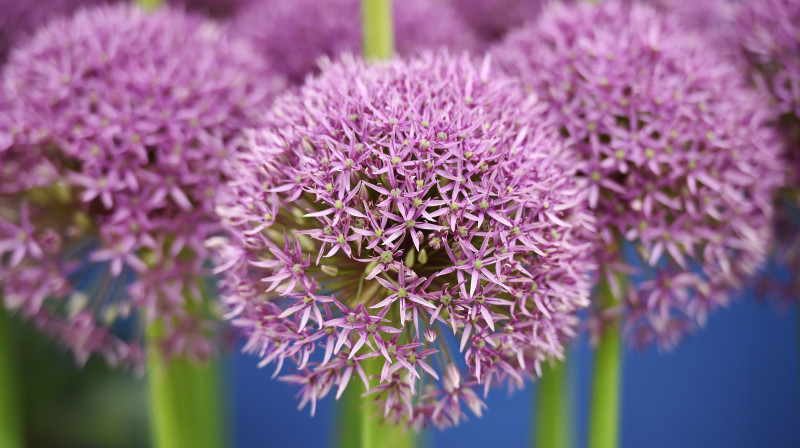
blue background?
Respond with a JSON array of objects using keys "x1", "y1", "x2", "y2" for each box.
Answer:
[{"x1": 228, "y1": 297, "x2": 800, "y2": 448}]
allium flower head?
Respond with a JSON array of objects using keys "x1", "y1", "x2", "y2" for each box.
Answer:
[
  {"x1": 0, "y1": 0, "x2": 112, "y2": 64},
  {"x1": 735, "y1": 0, "x2": 800, "y2": 180},
  {"x1": 216, "y1": 52, "x2": 594, "y2": 428},
  {"x1": 494, "y1": 1, "x2": 784, "y2": 348},
  {"x1": 233, "y1": 0, "x2": 479, "y2": 83},
  {"x1": 734, "y1": 0, "x2": 800, "y2": 303},
  {"x1": 0, "y1": 4, "x2": 282, "y2": 367}
]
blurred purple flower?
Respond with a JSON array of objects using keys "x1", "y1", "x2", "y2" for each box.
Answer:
[
  {"x1": 0, "y1": 0, "x2": 114, "y2": 64},
  {"x1": 0, "y1": 4, "x2": 283, "y2": 368},
  {"x1": 446, "y1": 0, "x2": 550, "y2": 45},
  {"x1": 233, "y1": 0, "x2": 479, "y2": 83},
  {"x1": 494, "y1": 1, "x2": 784, "y2": 349},
  {"x1": 168, "y1": 0, "x2": 254, "y2": 18},
  {"x1": 640, "y1": 0, "x2": 738, "y2": 41},
  {"x1": 214, "y1": 52, "x2": 595, "y2": 428},
  {"x1": 734, "y1": 0, "x2": 800, "y2": 304}
]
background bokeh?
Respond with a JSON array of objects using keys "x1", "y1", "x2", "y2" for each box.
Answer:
[{"x1": 13, "y1": 278, "x2": 800, "y2": 447}]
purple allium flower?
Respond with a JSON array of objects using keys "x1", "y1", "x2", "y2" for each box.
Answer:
[
  {"x1": 0, "y1": 4, "x2": 282, "y2": 368},
  {"x1": 735, "y1": 0, "x2": 800, "y2": 179},
  {"x1": 494, "y1": 1, "x2": 784, "y2": 349},
  {"x1": 215, "y1": 52, "x2": 595, "y2": 428},
  {"x1": 733, "y1": 0, "x2": 800, "y2": 303},
  {"x1": 232, "y1": 0, "x2": 479, "y2": 83},
  {"x1": 0, "y1": 0, "x2": 113, "y2": 64},
  {"x1": 446, "y1": 0, "x2": 550, "y2": 45}
]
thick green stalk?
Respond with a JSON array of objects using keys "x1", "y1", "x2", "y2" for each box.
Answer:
[
  {"x1": 536, "y1": 360, "x2": 570, "y2": 448},
  {"x1": 588, "y1": 279, "x2": 623, "y2": 448},
  {"x1": 0, "y1": 307, "x2": 23, "y2": 448},
  {"x1": 339, "y1": 2, "x2": 411, "y2": 447},
  {"x1": 340, "y1": 356, "x2": 415, "y2": 448},
  {"x1": 146, "y1": 321, "x2": 225, "y2": 448},
  {"x1": 136, "y1": 0, "x2": 163, "y2": 10},
  {"x1": 361, "y1": 0, "x2": 394, "y2": 60}
]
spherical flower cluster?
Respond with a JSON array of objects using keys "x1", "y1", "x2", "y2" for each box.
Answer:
[
  {"x1": 233, "y1": 0, "x2": 479, "y2": 83},
  {"x1": 494, "y1": 1, "x2": 784, "y2": 348},
  {"x1": 735, "y1": 0, "x2": 800, "y2": 180},
  {"x1": 734, "y1": 0, "x2": 800, "y2": 303},
  {"x1": 0, "y1": 4, "x2": 282, "y2": 367},
  {"x1": 0, "y1": 0, "x2": 112, "y2": 64},
  {"x1": 446, "y1": 0, "x2": 548, "y2": 44},
  {"x1": 215, "y1": 52, "x2": 595, "y2": 428}
]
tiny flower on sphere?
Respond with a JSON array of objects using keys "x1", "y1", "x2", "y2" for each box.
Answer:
[
  {"x1": 232, "y1": 0, "x2": 480, "y2": 83},
  {"x1": 215, "y1": 52, "x2": 595, "y2": 428},
  {"x1": 0, "y1": 0, "x2": 115, "y2": 64},
  {"x1": 734, "y1": 0, "x2": 800, "y2": 303},
  {"x1": 0, "y1": 4, "x2": 283, "y2": 368},
  {"x1": 494, "y1": 1, "x2": 784, "y2": 349}
]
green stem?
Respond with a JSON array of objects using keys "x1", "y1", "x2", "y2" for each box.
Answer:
[
  {"x1": 345, "y1": 1, "x2": 408, "y2": 445},
  {"x1": 136, "y1": 0, "x2": 163, "y2": 10},
  {"x1": 361, "y1": 0, "x2": 394, "y2": 60},
  {"x1": 340, "y1": 356, "x2": 415, "y2": 448},
  {"x1": 536, "y1": 360, "x2": 570, "y2": 448},
  {"x1": 588, "y1": 279, "x2": 623, "y2": 448},
  {"x1": 146, "y1": 322, "x2": 225, "y2": 448},
  {"x1": 0, "y1": 307, "x2": 23, "y2": 448}
]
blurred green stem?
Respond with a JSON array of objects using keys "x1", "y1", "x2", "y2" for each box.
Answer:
[
  {"x1": 0, "y1": 306, "x2": 23, "y2": 448},
  {"x1": 361, "y1": 0, "x2": 393, "y2": 60},
  {"x1": 146, "y1": 322, "x2": 225, "y2": 448},
  {"x1": 340, "y1": 356, "x2": 415, "y2": 448},
  {"x1": 136, "y1": 0, "x2": 163, "y2": 10},
  {"x1": 536, "y1": 360, "x2": 570, "y2": 448},
  {"x1": 589, "y1": 278, "x2": 623, "y2": 448}
]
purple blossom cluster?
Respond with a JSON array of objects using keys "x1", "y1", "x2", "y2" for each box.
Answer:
[
  {"x1": 735, "y1": 0, "x2": 800, "y2": 181},
  {"x1": 734, "y1": 0, "x2": 800, "y2": 303},
  {"x1": 214, "y1": 52, "x2": 595, "y2": 428},
  {"x1": 233, "y1": 0, "x2": 479, "y2": 83},
  {"x1": 0, "y1": 0, "x2": 113, "y2": 64},
  {"x1": 494, "y1": 1, "x2": 784, "y2": 349},
  {"x1": 0, "y1": 4, "x2": 281, "y2": 367}
]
